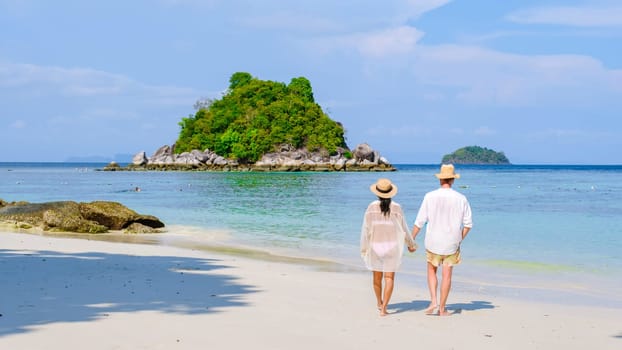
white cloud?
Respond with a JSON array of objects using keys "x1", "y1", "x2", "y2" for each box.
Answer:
[
  {"x1": 0, "y1": 61, "x2": 203, "y2": 105},
  {"x1": 410, "y1": 44, "x2": 622, "y2": 106},
  {"x1": 315, "y1": 26, "x2": 424, "y2": 58},
  {"x1": 237, "y1": 11, "x2": 343, "y2": 33},
  {"x1": 400, "y1": 0, "x2": 452, "y2": 21},
  {"x1": 0, "y1": 62, "x2": 129, "y2": 96},
  {"x1": 507, "y1": 5, "x2": 622, "y2": 27},
  {"x1": 358, "y1": 26, "x2": 424, "y2": 57},
  {"x1": 213, "y1": 0, "x2": 450, "y2": 32}
]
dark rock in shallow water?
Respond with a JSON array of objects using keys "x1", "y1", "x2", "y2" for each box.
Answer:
[
  {"x1": 0, "y1": 199, "x2": 164, "y2": 234},
  {"x1": 104, "y1": 162, "x2": 122, "y2": 171}
]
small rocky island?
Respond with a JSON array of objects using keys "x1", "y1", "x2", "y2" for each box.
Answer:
[
  {"x1": 106, "y1": 72, "x2": 395, "y2": 172},
  {"x1": 0, "y1": 199, "x2": 165, "y2": 234},
  {"x1": 442, "y1": 146, "x2": 510, "y2": 165}
]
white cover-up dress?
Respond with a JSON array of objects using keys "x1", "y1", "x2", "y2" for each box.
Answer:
[{"x1": 360, "y1": 201, "x2": 415, "y2": 272}]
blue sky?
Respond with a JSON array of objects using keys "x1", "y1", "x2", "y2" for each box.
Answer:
[{"x1": 1, "y1": 0, "x2": 621, "y2": 164}]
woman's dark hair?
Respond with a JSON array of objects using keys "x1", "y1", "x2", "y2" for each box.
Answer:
[{"x1": 379, "y1": 197, "x2": 391, "y2": 217}]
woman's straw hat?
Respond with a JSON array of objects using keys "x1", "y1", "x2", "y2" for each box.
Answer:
[
  {"x1": 370, "y1": 178, "x2": 398, "y2": 198},
  {"x1": 435, "y1": 164, "x2": 461, "y2": 179}
]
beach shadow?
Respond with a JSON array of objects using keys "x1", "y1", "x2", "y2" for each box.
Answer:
[
  {"x1": 390, "y1": 300, "x2": 495, "y2": 315},
  {"x1": 390, "y1": 300, "x2": 431, "y2": 314},
  {"x1": 613, "y1": 332, "x2": 622, "y2": 339},
  {"x1": 0, "y1": 248, "x2": 257, "y2": 337},
  {"x1": 447, "y1": 300, "x2": 495, "y2": 314}
]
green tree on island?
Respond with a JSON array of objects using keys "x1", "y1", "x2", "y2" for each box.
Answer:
[
  {"x1": 175, "y1": 72, "x2": 347, "y2": 163},
  {"x1": 442, "y1": 146, "x2": 510, "y2": 164}
]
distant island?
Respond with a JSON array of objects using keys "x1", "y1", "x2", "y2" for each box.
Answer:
[
  {"x1": 110, "y1": 72, "x2": 395, "y2": 172},
  {"x1": 442, "y1": 146, "x2": 510, "y2": 164}
]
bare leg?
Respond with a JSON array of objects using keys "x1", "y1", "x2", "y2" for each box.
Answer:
[
  {"x1": 380, "y1": 272, "x2": 395, "y2": 316},
  {"x1": 425, "y1": 262, "x2": 439, "y2": 314},
  {"x1": 439, "y1": 265, "x2": 453, "y2": 316},
  {"x1": 373, "y1": 271, "x2": 383, "y2": 309}
]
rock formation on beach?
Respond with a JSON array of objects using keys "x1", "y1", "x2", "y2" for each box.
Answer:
[
  {"x1": 0, "y1": 199, "x2": 165, "y2": 234},
  {"x1": 105, "y1": 142, "x2": 395, "y2": 172}
]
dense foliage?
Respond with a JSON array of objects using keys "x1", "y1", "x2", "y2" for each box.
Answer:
[
  {"x1": 175, "y1": 72, "x2": 347, "y2": 163},
  {"x1": 442, "y1": 146, "x2": 510, "y2": 164}
]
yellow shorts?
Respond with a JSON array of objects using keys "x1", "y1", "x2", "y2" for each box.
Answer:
[{"x1": 426, "y1": 249, "x2": 461, "y2": 267}]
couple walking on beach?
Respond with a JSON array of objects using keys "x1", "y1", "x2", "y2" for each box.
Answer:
[{"x1": 360, "y1": 164, "x2": 473, "y2": 317}]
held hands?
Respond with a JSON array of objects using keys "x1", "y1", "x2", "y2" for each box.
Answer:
[{"x1": 407, "y1": 242, "x2": 418, "y2": 253}]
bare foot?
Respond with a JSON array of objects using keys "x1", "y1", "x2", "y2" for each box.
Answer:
[
  {"x1": 379, "y1": 309, "x2": 389, "y2": 317},
  {"x1": 424, "y1": 304, "x2": 438, "y2": 315},
  {"x1": 377, "y1": 301, "x2": 383, "y2": 310},
  {"x1": 438, "y1": 309, "x2": 453, "y2": 316}
]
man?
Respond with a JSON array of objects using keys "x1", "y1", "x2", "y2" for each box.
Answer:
[{"x1": 412, "y1": 164, "x2": 472, "y2": 316}]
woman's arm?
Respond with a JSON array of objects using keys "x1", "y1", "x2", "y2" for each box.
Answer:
[{"x1": 360, "y1": 210, "x2": 371, "y2": 256}]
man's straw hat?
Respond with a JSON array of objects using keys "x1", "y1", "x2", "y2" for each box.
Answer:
[
  {"x1": 435, "y1": 164, "x2": 461, "y2": 179},
  {"x1": 370, "y1": 178, "x2": 398, "y2": 198}
]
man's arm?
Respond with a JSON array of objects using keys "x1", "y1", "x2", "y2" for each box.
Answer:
[
  {"x1": 461, "y1": 226, "x2": 471, "y2": 240},
  {"x1": 412, "y1": 225, "x2": 421, "y2": 240}
]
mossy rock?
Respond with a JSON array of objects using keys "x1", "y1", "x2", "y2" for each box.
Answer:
[
  {"x1": 43, "y1": 206, "x2": 108, "y2": 233},
  {"x1": 0, "y1": 200, "x2": 164, "y2": 234}
]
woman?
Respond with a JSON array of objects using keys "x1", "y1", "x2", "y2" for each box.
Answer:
[{"x1": 361, "y1": 178, "x2": 417, "y2": 316}]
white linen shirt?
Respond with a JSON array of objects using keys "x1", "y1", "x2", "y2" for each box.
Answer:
[{"x1": 414, "y1": 188, "x2": 472, "y2": 255}]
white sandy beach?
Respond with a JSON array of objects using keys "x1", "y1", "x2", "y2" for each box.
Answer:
[{"x1": 1, "y1": 231, "x2": 620, "y2": 350}]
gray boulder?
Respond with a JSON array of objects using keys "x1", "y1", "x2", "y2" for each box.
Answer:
[
  {"x1": 354, "y1": 143, "x2": 375, "y2": 162},
  {"x1": 150, "y1": 145, "x2": 175, "y2": 164},
  {"x1": 132, "y1": 151, "x2": 148, "y2": 165}
]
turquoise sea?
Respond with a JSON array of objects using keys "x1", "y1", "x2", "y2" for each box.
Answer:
[{"x1": 1, "y1": 163, "x2": 621, "y2": 307}]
